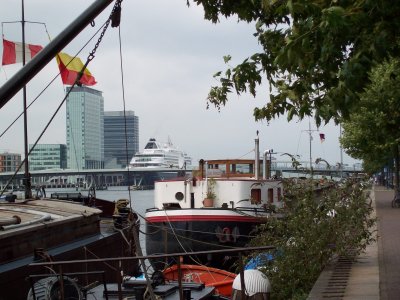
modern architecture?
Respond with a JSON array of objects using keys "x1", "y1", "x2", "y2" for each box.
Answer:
[
  {"x1": 0, "y1": 152, "x2": 21, "y2": 173},
  {"x1": 28, "y1": 144, "x2": 67, "y2": 171},
  {"x1": 66, "y1": 86, "x2": 104, "y2": 170},
  {"x1": 104, "y1": 111, "x2": 139, "y2": 169}
]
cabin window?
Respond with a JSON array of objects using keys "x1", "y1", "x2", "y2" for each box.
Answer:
[
  {"x1": 277, "y1": 187, "x2": 282, "y2": 201},
  {"x1": 231, "y1": 163, "x2": 253, "y2": 174},
  {"x1": 251, "y1": 189, "x2": 261, "y2": 204},
  {"x1": 268, "y1": 188, "x2": 274, "y2": 203},
  {"x1": 175, "y1": 192, "x2": 184, "y2": 201}
]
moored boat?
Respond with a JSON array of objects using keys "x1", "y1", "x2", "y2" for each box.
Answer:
[
  {"x1": 0, "y1": 199, "x2": 139, "y2": 300},
  {"x1": 49, "y1": 189, "x2": 116, "y2": 218},
  {"x1": 145, "y1": 136, "x2": 284, "y2": 270},
  {"x1": 163, "y1": 264, "x2": 236, "y2": 297}
]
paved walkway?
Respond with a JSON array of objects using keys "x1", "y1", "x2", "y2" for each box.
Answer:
[
  {"x1": 309, "y1": 185, "x2": 400, "y2": 299},
  {"x1": 375, "y1": 186, "x2": 399, "y2": 299}
]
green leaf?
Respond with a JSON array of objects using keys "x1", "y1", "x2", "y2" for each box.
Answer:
[{"x1": 223, "y1": 55, "x2": 232, "y2": 64}]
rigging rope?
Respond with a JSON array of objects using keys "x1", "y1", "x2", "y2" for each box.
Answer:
[
  {"x1": 113, "y1": 6, "x2": 156, "y2": 299},
  {"x1": 0, "y1": 1, "x2": 125, "y2": 195}
]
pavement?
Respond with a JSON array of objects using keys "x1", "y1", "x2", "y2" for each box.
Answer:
[{"x1": 308, "y1": 185, "x2": 399, "y2": 300}]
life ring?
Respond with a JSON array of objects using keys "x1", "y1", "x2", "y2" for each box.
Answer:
[{"x1": 222, "y1": 227, "x2": 231, "y2": 242}]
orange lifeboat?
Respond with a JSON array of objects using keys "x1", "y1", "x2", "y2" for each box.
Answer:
[{"x1": 163, "y1": 264, "x2": 236, "y2": 298}]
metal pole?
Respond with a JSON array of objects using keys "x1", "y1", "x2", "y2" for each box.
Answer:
[
  {"x1": 21, "y1": 0, "x2": 32, "y2": 199},
  {"x1": 0, "y1": 0, "x2": 114, "y2": 107},
  {"x1": 309, "y1": 120, "x2": 313, "y2": 179},
  {"x1": 340, "y1": 124, "x2": 343, "y2": 179},
  {"x1": 255, "y1": 135, "x2": 260, "y2": 180}
]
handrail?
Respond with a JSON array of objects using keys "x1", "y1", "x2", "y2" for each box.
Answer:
[{"x1": 29, "y1": 245, "x2": 275, "y2": 267}]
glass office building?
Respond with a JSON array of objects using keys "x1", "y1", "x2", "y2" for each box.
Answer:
[
  {"x1": 66, "y1": 86, "x2": 104, "y2": 170},
  {"x1": 104, "y1": 111, "x2": 139, "y2": 168},
  {"x1": 28, "y1": 144, "x2": 67, "y2": 171}
]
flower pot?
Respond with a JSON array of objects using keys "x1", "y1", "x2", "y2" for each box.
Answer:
[{"x1": 203, "y1": 198, "x2": 214, "y2": 207}]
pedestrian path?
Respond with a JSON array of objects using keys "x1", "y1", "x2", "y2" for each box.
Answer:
[
  {"x1": 308, "y1": 184, "x2": 400, "y2": 299},
  {"x1": 374, "y1": 186, "x2": 399, "y2": 300}
]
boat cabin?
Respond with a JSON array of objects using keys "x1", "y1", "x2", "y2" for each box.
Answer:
[{"x1": 154, "y1": 159, "x2": 283, "y2": 211}]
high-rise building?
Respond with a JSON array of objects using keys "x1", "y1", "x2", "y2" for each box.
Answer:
[
  {"x1": 28, "y1": 144, "x2": 67, "y2": 171},
  {"x1": 104, "y1": 111, "x2": 139, "y2": 168},
  {"x1": 66, "y1": 86, "x2": 104, "y2": 170},
  {"x1": 0, "y1": 152, "x2": 21, "y2": 173}
]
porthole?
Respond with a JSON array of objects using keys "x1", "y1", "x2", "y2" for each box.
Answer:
[{"x1": 175, "y1": 192, "x2": 184, "y2": 201}]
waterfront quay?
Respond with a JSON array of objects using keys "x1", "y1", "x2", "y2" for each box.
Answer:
[
  {"x1": 0, "y1": 168, "x2": 187, "y2": 189},
  {"x1": 308, "y1": 185, "x2": 400, "y2": 299}
]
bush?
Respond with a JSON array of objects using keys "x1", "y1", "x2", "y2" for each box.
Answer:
[{"x1": 247, "y1": 178, "x2": 376, "y2": 300}]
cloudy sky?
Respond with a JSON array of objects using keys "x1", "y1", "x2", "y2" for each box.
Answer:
[{"x1": 0, "y1": 0, "x2": 360, "y2": 168}]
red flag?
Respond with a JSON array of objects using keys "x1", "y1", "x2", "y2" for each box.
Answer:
[
  {"x1": 319, "y1": 133, "x2": 325, "y2": 142},
  {"x1": 2, "y1": 39, "x2": 43, "y2": 65},
  {"x1": 56, "y1": 52, "x2": 96, "y2": 86}
]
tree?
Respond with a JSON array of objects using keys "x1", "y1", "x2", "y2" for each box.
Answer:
[
  {"x1": 189, "y1": 0, "x2": 400, "y2": 125},
  {"x1": 340, "y1": 58, "x2": 400, "y2": 186}
]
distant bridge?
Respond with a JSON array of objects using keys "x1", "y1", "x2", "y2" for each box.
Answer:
[
  {"x1": 0, "y1": 160, "x2": 363, "y2": 189},
  {"x1": 272, "y1": 160, "x2": 363, "y2": 176},
  {"x1": 0, "y1": 167, "x2": 186, "y2": 189}
]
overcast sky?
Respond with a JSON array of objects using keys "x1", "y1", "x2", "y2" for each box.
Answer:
[{"x1": 0, "y1": 0, "x2": 360, "y2": 168}]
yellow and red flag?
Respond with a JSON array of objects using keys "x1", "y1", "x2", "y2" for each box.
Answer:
[{"x1": 56, "y1": 52, "x2": 96, "y2": 86}]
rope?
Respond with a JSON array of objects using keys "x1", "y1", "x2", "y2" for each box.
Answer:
[
  {"x1": 84, "y1": 246, "x2": 118, "y2": 272},
  {"x1": 116, "y1": 10, "x2": 134, "y2": 210}
]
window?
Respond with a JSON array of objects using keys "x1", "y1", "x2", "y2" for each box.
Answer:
[
  {"x1": 268, "y1": 188, "x2": 274, "y2": 203},
  {"x1": 251, "y1": 189, "x2": 261, "y2": 204}
]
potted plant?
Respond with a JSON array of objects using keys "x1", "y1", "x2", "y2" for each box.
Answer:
[{"x1": 203, "y1": 178, "x2": 216, "y2": 207}]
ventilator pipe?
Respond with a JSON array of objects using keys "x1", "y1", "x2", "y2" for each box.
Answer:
[
  {"x1": 0, "y1": 215, "x2": 21, "y2": 226},
  {"x1": 263, "y1": 150, "x2": 269, "y2": 180},
  {"x1": 199, "y1": 159, "x2": 205, "y2": 179},
  {"x1": 2, "y1": 214, "x2": 51, "y2": 230},
  {"x1": 255, "y1": 136, "x2": 260, "y2": 180}
]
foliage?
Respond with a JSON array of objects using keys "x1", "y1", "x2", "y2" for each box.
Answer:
[
  {"x1": 246, "y1": 178, "x2": 376, "y2": 300},
  {"x1": 340, "y1": 57, "x2": 400, "y2": 175},
  {"x1": 206, "y1": 177, "x2": 217, "y2": 199},
  {"x1": 188, "y1": 0, "x2": 400, "y2": 125}
]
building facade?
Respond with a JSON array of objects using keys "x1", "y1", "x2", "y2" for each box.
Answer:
[
  {"x1": 28, "y1": 144, "x2": 67, "y2": 171},
  {"x1": 0, "y1": 152, "x2": 21, "y2": 173},
  {"x1": 66, "y1": 86, "x2": 104, "y2": 170},
  {"x1": 104, "y1": 111, "x2": 139, "y2": 168}
]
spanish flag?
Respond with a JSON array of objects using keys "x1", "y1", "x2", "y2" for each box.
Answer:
[{"x1": 56, "y1": 52, "x2": 96, "y2": 86}]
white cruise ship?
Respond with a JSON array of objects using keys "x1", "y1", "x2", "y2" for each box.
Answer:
[{"x1": 129, "y1": 138, "x2": 192, "y2": 169}]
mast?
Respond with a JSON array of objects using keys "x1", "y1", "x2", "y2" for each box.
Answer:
[
  {"x1": 21, "y1": 0, "x2": 32, "y2": 198},
  {"x1": 0, "y1": 0, "x2": 114, "y2": 197},
  {"x1": 303, "y1": 119, "x2": 318, "y2": 179},
  {"x1": 0, "y1": 0, "x2": 114, "y2": 107},
  {"x1": 309, "y1": 120, "x2": 312, "y2": 178},
  {"x1": 340, "y1": 124, "x2": 343, "y2": 179}
]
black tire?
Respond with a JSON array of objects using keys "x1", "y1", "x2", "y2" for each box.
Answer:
[{"x1": 392, "y1": 197, "x2": 400, "y2": 208}]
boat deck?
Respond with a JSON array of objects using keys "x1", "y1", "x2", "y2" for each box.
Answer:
[
  {"x1": 87, "y1": 282, "x2": 217, "y2": 300},
  {"x1": 0, "y1": 199, "x2": 102, "y2": 264}
]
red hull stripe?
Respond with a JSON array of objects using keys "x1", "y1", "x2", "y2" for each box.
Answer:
[{"x1": 146, "y1": 215, "x2": 261, "y2": 223}]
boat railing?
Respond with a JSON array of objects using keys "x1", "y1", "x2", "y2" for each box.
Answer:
[{"x1": 29, "y1": 245, "x2": 275, "y2": 300}]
